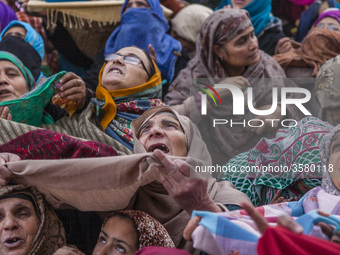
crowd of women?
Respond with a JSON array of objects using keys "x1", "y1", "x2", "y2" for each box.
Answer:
[{"x1": 0, "y1": 0, "x2": 340, "y2": 254}]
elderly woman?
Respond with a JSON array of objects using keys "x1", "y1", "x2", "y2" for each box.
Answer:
[
  {"x1": 0, "y1": 184, "x2": 65, "y2": 254},
  {"x1": 165, "y1": 8, "x2": 291, "y2": 164},
  {"x1": 215, "y1": 0, "x2": 286, "y2": 55},
  {"x1": 0, "y1": 51, "x2": 87, "y2": 126},
  {"x1": 0, "y1": 46, "x2": 162, "y2": 154},
  {"x1": 0, "y1": 106, "x2": 250, "y2": 253},
  {"x1": 274, "y1": 8, "x2": 340, "y2": 78},
  {"x1": 170, "y1": 4, "x2": 213, "y2": 59},
  {"x1": 84, "y1": 0, "x2": 186, "y2": 97}
]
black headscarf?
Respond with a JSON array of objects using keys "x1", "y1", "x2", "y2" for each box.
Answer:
[{"x1": 0, "y1": 36, "x2": 41, "y2": 81}]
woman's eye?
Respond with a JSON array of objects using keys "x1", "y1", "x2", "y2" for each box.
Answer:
[
  {"x1": 98, "y1": 236, "x2": 107, "y2": 244},
  {"x1": 237, "y1": 38, "x2": 246, "y2": 45},
  {"x1": 7, "y1": 72, "x2": 17, "y2": 77},
  {"x1": 116, "y1": 245, "x2": 126, "y2": 253},
  {"x1": 17, "y1": 209, "x2": 31, "y2": 218}
]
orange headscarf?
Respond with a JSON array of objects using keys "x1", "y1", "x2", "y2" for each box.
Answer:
[{"x1": 96, "y1": 60, "x2": 162, "y2": 130}]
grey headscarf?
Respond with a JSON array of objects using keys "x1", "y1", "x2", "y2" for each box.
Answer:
[
  {"x1": 319, "y1": 124, "x2": 340, "y2": 195},
  {"x1": 315, "y1": 55, "x2": 340, "y2": 125}
]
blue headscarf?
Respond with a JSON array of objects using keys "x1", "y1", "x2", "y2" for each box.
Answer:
[
  {"x1": 215, "y1": 0, "x2": 275, "y2": 36},
  {"x1": 105, "y1": 0, "x2": 181, "y2": 83},
  {"x1": 0, "y1": 20, "x2": 45, "y2": 61}
]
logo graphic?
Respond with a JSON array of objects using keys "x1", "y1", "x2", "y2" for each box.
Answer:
[
  {"x1": 200, "y1": 84, "x2": 311, "y2": 116},
  {"x1": 198, "y1": 82, "x2": 222, "y2": 115},
  {"x1": 198, "y1": 84, "x2": 312, "y2": 128}
]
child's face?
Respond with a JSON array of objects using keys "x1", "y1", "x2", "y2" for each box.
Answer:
[{"x1": 92, "y1": 216, "x2": 138, "y2": 255}]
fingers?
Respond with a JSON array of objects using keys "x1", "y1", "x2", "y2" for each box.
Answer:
[
  {"x1": 0, "y1": 106, "x2": 12, "y2": 120},
  {"x1": 316, "y1": 222, "x2": 334, "y2": 239},
  {"x1": 241, "y1": 201, "x2": 268, "y2": 234},
  {"x1": 0, "y1": 153, "x2": 19, "y2": 186},
  {"x1": 277, "y1": 215, "x2": 303, "y2": 234},
  {"x1": 269, "y1": 190, "x2": 283, "y2": 204},
  {"x1": 183, "y1": 216, "x2": 200, "y2": 241},
  {"x1": 154, "y1": 149, "x2": 177, "y2": 173},
  {"x1": 58, "y1": 73, "x2": 86, "y2": 109}
]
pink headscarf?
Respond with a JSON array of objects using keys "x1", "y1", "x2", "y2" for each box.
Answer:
[{"x1": 289, "y1": 0, "x2": 315, "y2": 6}]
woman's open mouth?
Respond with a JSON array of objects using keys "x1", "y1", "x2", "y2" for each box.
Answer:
[
  {"x1": 4, "y1": 237, "x2": 24, "y2": 248},
  {"x1": 147, "y1": 143, "x2": 170, "y2": 153}
]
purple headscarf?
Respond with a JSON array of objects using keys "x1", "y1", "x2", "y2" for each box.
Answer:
[
  {"x1": 0, "y1": 2, "x2": 17, "y2": 32},
  {"x1": 313, "y1": 8, "x2": 340, "y2": 27}
]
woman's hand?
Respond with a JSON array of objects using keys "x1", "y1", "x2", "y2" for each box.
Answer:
[
  {"x1": 241, "y1": 201, "x2": 303, "y2": 234},
  {"x1": 59, "y1": 72, "x2": 86, "y2": 110},
  {"x1": 0, "y1": 106, "x2": 12, "y2": 121},
  {"x1": 0, "y1": 153, "x2": 20, "y2": 186},
  {"x1": 269, "y1": 190, "x2": 299, "y2": 204},
  {"x1": 275, "y1": 37, "x2": 294, "y2": 54},
  {"x1": 214, "y1": 76, "x2": 250, "y2": 98},
  {"x1": 154, "y1": 149, "x2": 221, "y2": 215}
]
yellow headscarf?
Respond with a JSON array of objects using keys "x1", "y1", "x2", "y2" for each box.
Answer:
[{"x1": 96, "y1": 60, "x2": 162, "y2": 130}]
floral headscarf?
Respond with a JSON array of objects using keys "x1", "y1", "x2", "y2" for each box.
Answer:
[
  {"x1": 0, "y1": 185, "x2": 66, "y2": 254},
  {"x1": 102, "y1": 210, "x2": 175, "y2": 249}
]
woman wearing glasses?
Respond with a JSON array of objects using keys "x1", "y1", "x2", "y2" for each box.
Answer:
[
  {"x1": 0, "y1": 46, "x2": 163, "y2": 154},
  {"x1": 91, "y1": 46, "x2": 163, "y2": 151}
]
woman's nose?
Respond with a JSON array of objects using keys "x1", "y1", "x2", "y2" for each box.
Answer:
[{"x1": 3, "y1": 215, "x2": 18, "y2": 231}]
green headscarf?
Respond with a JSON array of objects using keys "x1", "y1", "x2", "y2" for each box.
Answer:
[{"x1": 0, "y1": 51, "x2": 35, "y2": 90}]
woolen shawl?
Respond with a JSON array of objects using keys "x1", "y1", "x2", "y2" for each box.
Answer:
[
  {"x1": 274, "y1": 28, "x2": 340, "y2": 77},
  {"x1": 315, "y1": 55, "x2": 340, "y2": 125},
  {"x1": 170, "y1": 4, "x2": 213, "y2": 44},
  {"x1": 0, "y1": 185, "x2": 65, "y2": 255},
  {"x1": 4, "y1": 106, "x2": 250, "y2": 252},
  {"x1": 104, "y1": 0, "x2": 181, "y2": 83},
  {"x1": 165, "y1": 8, "x2": 285, "y2": 106}
]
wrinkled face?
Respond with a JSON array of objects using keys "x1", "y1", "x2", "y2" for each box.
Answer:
[
  {"x1": 101, "y1": 47, "x2": 150, "y2": 91},
  {"x1": 231, "y1": 0, "x2": 253, "y2": 9},
  {"x1": 0, "y1": 198, "x2": 40, "y2": 255},
  {"x1": 315, "y1": 17, "x2": 340, "y2": 34},
  {"x1": 3, "y1": 26, "x2": 26, "y2": 41},
  {"x1": 0, "y1": 60, "x2": 28, "y2": 103},
  {"x1": 328, "y1": 132, "x2": 340, "y2": 190},
  {"x1": 213, "y1": 26, "x2": 259, "y2": 76},
  {"x1": 124, "y1": 0, "x2": 150, "y2": 13},
  {"x1": 138, "y1": 114, "x2": 188, "y2": 157},
  {"x1": 92, "y1": 216, "x2": 138, "y2": 255}
]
